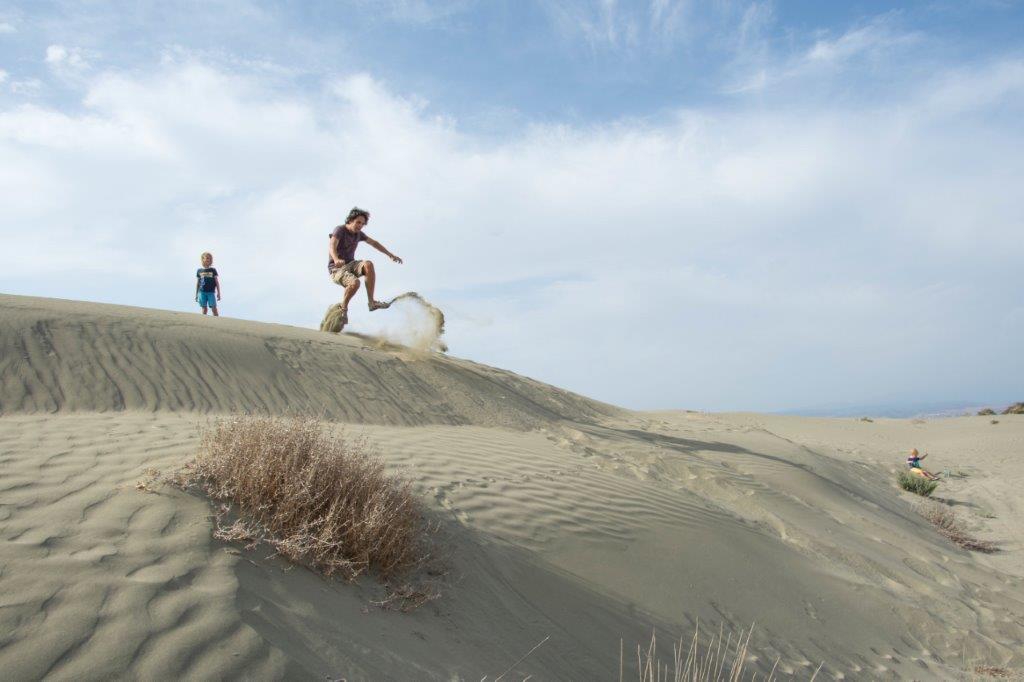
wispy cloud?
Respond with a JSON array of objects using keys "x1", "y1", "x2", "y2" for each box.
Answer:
[
  {"x1": 723, "y1": 14, "x2": 923, "y2": 94},
  {"x1": 8, "y1": 77, "x2": 41, "y2": 95},
  {"x1": 648, "y1": 0, "x2": 692, "y2": 47},
  {"x1": 805, "y1": 19, "x2": 920, "y2": 63},
  {"x1": 735, "y1": 0, "x2": 773, "y2": 49},
  {"x1": 922, "y1": 58, "x2": 1024, "y2": 114},
  {"x1": 545, "y1": 0, "x2": 769, "y2": 54},
  {"x1": 544, "y1": 0, "x2": 642, "y2": 51},
  {"x1": 368, "y1": 0, "x2": 474, "y2": 25}
]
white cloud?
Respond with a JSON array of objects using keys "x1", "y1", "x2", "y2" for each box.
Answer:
[
  {"x1": 45, "y1": 44, "x2": 89, "y2": 72},
  {"x1": 0, "y1": 69, "x2": 7, "y2": 84},
  {"x1": 0, "y1": 21, "x2": 16, "y2": 34},
  {"x1": 45, "y1": 44, "x2": 67, "y2": 64},
  {"x1": 1, "y1": 56, "x2": 1021, "y2": 410},
  {"x1": 9, "y1": 78, "x2": 41, "y2": 95}
]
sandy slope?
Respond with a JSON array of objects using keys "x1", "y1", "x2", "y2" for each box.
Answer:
[
  {"x1": 1, "y1": 294, "x2": 1022, "y2": 680},
  {"x1": 0, "y1": 293, "x2": 615, "y2": 428}
]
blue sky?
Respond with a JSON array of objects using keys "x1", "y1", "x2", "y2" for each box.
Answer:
[{"x1": 1, "y1": 1, "x2": 1022, "y2": 412}]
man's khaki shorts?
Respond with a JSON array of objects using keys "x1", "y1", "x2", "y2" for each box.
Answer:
[{"x1": 330, "y1": 260, "x2": 365, "y2": 288}]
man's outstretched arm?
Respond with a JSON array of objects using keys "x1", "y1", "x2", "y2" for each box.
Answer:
[{"x1": 366, "y1": 237, "x2": 403, "y2": 264}]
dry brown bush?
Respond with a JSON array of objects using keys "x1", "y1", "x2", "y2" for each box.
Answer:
[
  {"x1": 919, "y1": 503, "x2": 998, "y2": 553},
  {"x1": 179, "y1": 415, "x2": 434, "y2": 583}
]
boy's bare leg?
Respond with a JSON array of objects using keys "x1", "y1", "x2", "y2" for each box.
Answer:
[
  {"x1": 212, "y1": 307, "x2": 219, "y2": 317},
  {"x1": 202, "y1": 307, "x2": 208, "y2": 315},
  {"x1": 363, "y1": 260, "x2": 376, "y2": 303},
  {"x1": 341, "y1": 280, "x2": 360, "y2": 310},
  {"x1": 362, "y1": 261, "x2": 390, "y2": 310}
]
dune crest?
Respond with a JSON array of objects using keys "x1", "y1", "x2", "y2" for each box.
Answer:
[{"x1": 0, "y1": 294, "x2": 614, "y2": 428}]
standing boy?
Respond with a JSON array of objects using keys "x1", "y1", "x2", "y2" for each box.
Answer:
[
  {"x1": 328, "y1": 207, "x2": 403, "y2": 326},
  {"x1": 195, "y1": 252, "x2": 221, "y2": 316}
]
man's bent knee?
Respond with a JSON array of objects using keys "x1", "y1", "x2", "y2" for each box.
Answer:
[{"x1": 362, "y1": 260, "x2": 374, "y2": 272}]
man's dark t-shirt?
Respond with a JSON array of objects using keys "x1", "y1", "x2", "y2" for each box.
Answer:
[
  {"x1": 328, "y1": 226, "x2": 369, "y2": 272},
  {"x1": 197, "y1": 267, "x2": 218, "y2": 293}
]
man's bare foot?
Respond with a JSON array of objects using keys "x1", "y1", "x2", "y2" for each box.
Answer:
[
  {"x1": 369, "y1": 300, "x2": 390, "y2": 311},
  {"x1": 338, "y1": 307, "x2": 349, "y2": 324}
]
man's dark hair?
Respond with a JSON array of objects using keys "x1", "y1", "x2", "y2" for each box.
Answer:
[{"x1": 345, "y1": 207, "x2": 370, "y2": 225}]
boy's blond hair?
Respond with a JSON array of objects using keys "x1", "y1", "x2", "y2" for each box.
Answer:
[{"x1": 200, "y1": 252, "x2": 213, "y2": 261}]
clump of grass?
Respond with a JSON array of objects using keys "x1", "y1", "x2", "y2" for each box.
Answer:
[
  {"x1": 621, "y1": 623, "x2": 820, "y2": 682},
  {"x1": 898, "y1": 470, "x2": 938, "y2": 497},
  {"x1": 179, "y1": 415, "x2": 434, "y2": 583},
  {"x1": 919, "y1": 503, "x2": 998, "y2": 553},
  {"x1": 974, "y1": 664, "x2": 1013, "y2": 678},
  {"x1": 859, "y1": 416, "x2": 874, "y2": 423}
]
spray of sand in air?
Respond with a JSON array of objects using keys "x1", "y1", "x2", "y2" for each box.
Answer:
[
  {"x1": 378, "y1": 292, "x2": 447, "y2": 353},
  {"x1": 320, "y1": 292, "x2": 447, "y2": 353}
]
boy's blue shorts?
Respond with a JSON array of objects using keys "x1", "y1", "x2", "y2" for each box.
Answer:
[{"x1": 198, "y1": 291, "x2": 217, "y2": 308}]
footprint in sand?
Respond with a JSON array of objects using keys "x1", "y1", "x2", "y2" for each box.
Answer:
[{"x1": 433, "y1": 487, "x2": 471, "y2": 525}]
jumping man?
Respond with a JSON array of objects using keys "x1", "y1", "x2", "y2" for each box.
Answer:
[{"x1": 328, "y1": 207, "x2": 403, "y2": 326}]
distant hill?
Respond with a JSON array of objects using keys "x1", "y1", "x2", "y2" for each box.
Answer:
[{"x1": 777, "y1": 400, "x2": 1000, "y2": 419}]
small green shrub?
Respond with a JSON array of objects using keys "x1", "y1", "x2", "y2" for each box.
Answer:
[{"x1": 898, "y1": 470, "x2": 937, "y2": 497}]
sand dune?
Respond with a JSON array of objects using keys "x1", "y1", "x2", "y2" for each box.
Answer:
[
  {"x1": 1, "y1": 294, "x2": 1022, "y2": 680},
  {"x1": 0, "y1": 293, "x2": 616, "y2": 428}
]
